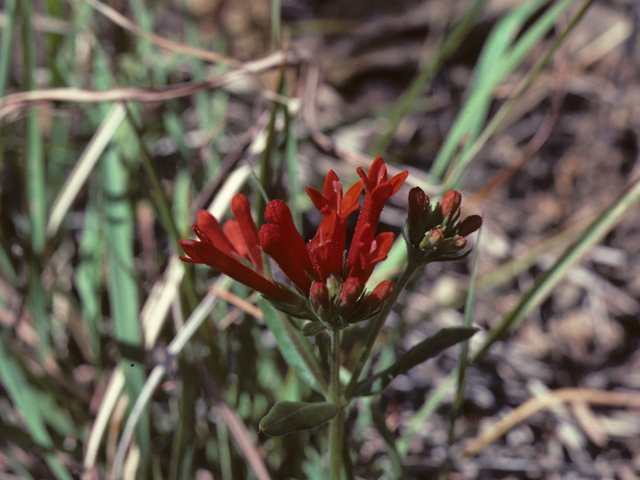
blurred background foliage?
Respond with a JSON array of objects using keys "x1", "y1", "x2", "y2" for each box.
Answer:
[{"x1": 1, "y1": 0, "x2": 640, "y2": 478}]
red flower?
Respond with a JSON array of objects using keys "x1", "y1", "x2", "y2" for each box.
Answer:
[
  {"x1": 180, "y1": 157, "x2": 408, "y2": 324},
  {"x1": 306, "y1": 171, "x2": 363, "y2": 280},
  {"x1": 179, "y1": 194, "x2": 295, "y2": 304},
  {"x1": 346, "y1": 156, "x2": 408, "y2": 273}
]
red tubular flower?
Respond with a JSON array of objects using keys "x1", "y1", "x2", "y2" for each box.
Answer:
[
  {"x1": 196, "y1": 209, "x2": 235, "y2": 256},
  {"x1": 347, "y1": 224, "x2": 395, "y2": 290},
  {"x1": 306, "y1": 171, "x2": 363, "y2": 279},
  {"x1": 259, "y1": 224, "x2": 313, "y2": 294},
  {"x1": 179, "y1": 207, "x2": 295, "y2": 304},
  {"x1": 346, "y1": 156, "x2": 408, "y2": 272},
  {"x1": 180, "y1": 158, "x2": 406, "y2": 325},
  {"x1": 230, "y1": 194, "x2": 264, "y2": 275},
  {"x1": 264, "y1": 200, "x2": 318, "y2": 279}
]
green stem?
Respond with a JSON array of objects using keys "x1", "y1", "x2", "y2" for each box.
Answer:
[
  {"x1": 346, "y1": 262, "x2": 419, "y2": 397},
  {"x1": 329, "y1": 327, "x2": 343, "y2": 480}
]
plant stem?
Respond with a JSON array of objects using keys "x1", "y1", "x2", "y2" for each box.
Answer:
[
  {"x1": 329, "y1": 326, "x2": 343, "y2": 480},
  {"x1": 346, "y1": 262, "x2": 419, "y2": 397}
]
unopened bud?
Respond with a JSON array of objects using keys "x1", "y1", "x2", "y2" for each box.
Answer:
[
  {"x1": 408, "y1": 187, "x2": 427, "y2": 230},
  {"x1": 428, "y1": 228, "x2": 444, "y2": 246},
  {"x1": 453, "y1": 236, "x2": 467, "y2": 249},
  {"x1": 310, "y1": 281, "x2": 330, "y2": 311},
  {"x1": 339, "y1": 277, "x2": 362, "y2": 310},
  {"x1": 458, "y1": 215, "x2": 482, "y2": 237},
  {"x1": 440, "y1": 190, "x2": 462, "y2": 218},
  {"x1": 364, "y1": 281, "x2": 394, "y2": 309}
]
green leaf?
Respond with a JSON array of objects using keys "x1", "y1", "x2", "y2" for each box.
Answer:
[
  {"x1": 351, "y1": 327, "x2": 478, "y2": 397},
  {"x1": 259, "y1": 401, "x2": 339, "y2": 437}
]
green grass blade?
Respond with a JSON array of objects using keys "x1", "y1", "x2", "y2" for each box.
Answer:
[
  {"x1": 284, "y1": 100, "x2": 302, "y2": 230},
  {"x1": 20, "y1": 0, "x2": 46, "y2": 254},
  {"x1": 371, "y1": 401, "x2": 406, "y2": 479},
  {"x1": 271, "y1": 0, "x2": 282, "y2": 48},
  {"x1": 472, "y1": 176, "x2": 640, "y2": 362},
  {"x1": 0, "y1": 333, "x2": 73, "y2": 480},
  {"x1": 0, "y1": 0, "x2": 17, "y2": 97},
  {"x1": 369, "y1": 0, "x2": 487, "y2": 156},
  {"x1": 442, "y1": 229, "x2": 483, "y2": 478},
  {"x1": 444, "y1": 0, "x2": 594, "y2": 189},
  {"x1": 257, "y1": 297, "x2": 328, "y2": 394},
  {"x1": 429, "y1": 0, "x2": 568, "y2": 181},
  {"x1": 101, "y1": 147, "x2": 151, "y2": 473}
]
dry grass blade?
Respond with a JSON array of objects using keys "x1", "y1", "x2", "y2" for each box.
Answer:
[
  {"x1": 47, "y1": 102, "x2": 126, "y2": 237},
  {"x1": 80, "y1": 0, "x2": 240, "y2": 66},
  {"x1": 0, "y1": 50, "x2": 296, "y2": 121},
  {"x1": 209, "y1": 285, "x2": 263, "y2": 320},
  {"x1": 83, "y1": 369, "x2": 126, "y2": 477},
  {"x1": 196, "y1": 361, "x2": 272, "y2": 480},
  {"x1": 462, "y1": 388, "x2": 640, "y2": 457}
]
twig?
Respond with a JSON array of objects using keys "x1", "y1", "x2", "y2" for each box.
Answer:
[{"x1": 462, "y1": 388, "x2": 640, "y2": 457}]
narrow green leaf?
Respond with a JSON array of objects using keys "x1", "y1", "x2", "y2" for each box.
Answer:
[
  {"x1": 352, "y1": 326, "x2": 478, "y2": 397},
  {"x1": 259, "y1": 401, "x2": 338, "y2": 437},
  {"x1": 257, "y1": 297, "x2": 328, "y2": 394}
]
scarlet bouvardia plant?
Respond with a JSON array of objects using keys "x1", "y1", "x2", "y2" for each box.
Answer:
[{"x1": 180, "y1": 157, "x2": 482, "y2": 478}]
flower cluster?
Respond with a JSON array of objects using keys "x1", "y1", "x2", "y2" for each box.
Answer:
[
  {"x1": 180, "y1": 157, "x2": 408, "y2": 329},
  {"x1": 404, "y1": 187, "x2": 482, "y2": 264}
]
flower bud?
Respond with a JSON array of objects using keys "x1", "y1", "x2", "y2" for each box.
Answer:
[
  {"x1": 408, "y1": 187, "x2": 427, "y2": 230},
  {"x1": 458, "y1": 215, "x2": 482, "y2": 237},
  {"x1": 428, "y1": 228, "x2": 444, "y2": 247},
  {"x1": 440, "y1": 190, "x2": 461, "y2": 219},
  {"x1": 453, "y1": 236, "x2": 467, "y2": 250},
  {"x1": 310, "y1": 281, "x2": 330, "y2": 311},
  {"x1": 339, "y1": 277, "x2": 362, "y2": 310},
  {"x1": 364, "y1": 281, "x2": 394, "y2": 310}
]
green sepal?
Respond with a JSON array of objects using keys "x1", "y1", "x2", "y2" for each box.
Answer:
[
  {"x1": 301, "y1": 320, "x2": 327, "y2": 336},
  {"x1": 259, "y1": 401, "x2": 339, "y2": 437},
  {"x1": 349, "y1": 326, "x2": 479, "y2": 397}
]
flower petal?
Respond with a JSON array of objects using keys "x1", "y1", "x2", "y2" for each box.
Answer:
[
  {"x1": 196, "y1": 210, "x2": 235, "y2": 256},
  {"x1": 231, "y1": 194, "x2": 264, "y2": 274},
  {"x1": 264, "y1": 200, "x2": 317, "y2": 279},
  {"x1": 259, "y1": 224, "x2": 313, "y2": 294},
  {"x1": 191, "y1": 241, "x2": 295, "y2": 303}
]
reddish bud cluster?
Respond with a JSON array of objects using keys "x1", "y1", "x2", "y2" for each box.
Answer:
[{"x1": 404, "y1": 186, "x2": 482, "y2": 263}]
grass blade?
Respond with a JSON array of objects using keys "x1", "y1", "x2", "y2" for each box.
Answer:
[
  {"x1": 472, "y1": 176, "x2": 640, "y2": 362},
  {"x1": 429, "y1": 0, "x2": 568, "y2": 181},
  {"x1": 369, "y1": 0, "x2": 487, "y2": 156}
]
